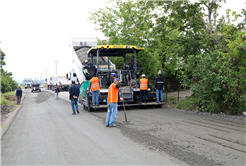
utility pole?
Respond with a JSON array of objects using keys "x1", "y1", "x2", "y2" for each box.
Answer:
[
  {"x1": 39, "y1": 73, "x2": 42, "y2": 83},
  {"x1": 44, "y1": 68, "x2": 48, "y2": 83},
  {"x1": 53, "y1": 61, "x2": 59, "y2": 76}
]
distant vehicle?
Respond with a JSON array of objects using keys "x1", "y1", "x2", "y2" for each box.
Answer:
[
  {"x1": 40, "y1": 84, "x2": 44, "y2": 88},
  {"x1": 31, "y1": 83, "x2": 41, "y2": 92},
  {"x1": 24, "y1": 78, "x2": 32, "y2": 89},
  {"x1": 59, "y1": 76, "x2": 70, "y2": 91},
  {"x1": 49, "y1": 76, "x2": 59, "y2": 91}
]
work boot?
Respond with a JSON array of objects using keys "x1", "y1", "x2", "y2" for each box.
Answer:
[{"x1": 77, "y1": 110, "x2": 79, "y2": 114}]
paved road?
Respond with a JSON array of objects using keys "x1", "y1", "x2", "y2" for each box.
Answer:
[
  {"x1": 91, "y1": 109, "x2": 246, "y2": 166},
  {"x1": 2, "y1": 89, "x2": 245, "y2": 165},
  {"x1": 1, "y1": 89, "x2": 181, "y2": 165}
]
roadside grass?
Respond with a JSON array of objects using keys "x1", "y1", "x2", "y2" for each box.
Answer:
[
  {"x1": 177, "y1": 96, "x2": 198, "y2": 111},
  {"x1": 164, "y1": 96, "x2": 181, "y2": 108},
  {"x1": 1, "y1": 91, "x2": 17, "y2": 108}
]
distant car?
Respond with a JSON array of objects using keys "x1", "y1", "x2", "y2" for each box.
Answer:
[
  {"x1": 31, "y1": 83, "x2": 41, "y2": 92},
  {"x1": 40, "y1": 84, "x2": 43, "y2": 88}
]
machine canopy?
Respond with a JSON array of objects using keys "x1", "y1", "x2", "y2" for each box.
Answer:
[{"x1": 87, "y1": 45, "x2": 144, "y2": 57}]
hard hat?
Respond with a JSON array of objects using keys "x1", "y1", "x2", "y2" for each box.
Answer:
[
  {"x1": 111, "y1": 73, "x2": 116, "y2": 76},
  {"x1": 142, "y1": 74, "x2": 145, "y2": 77},
  {"x1": 115, "y1": 78, "x2": 120, "y2": 82},
  {"x1": 158, "y1": 70, "x2": 162, "y2": 74},
  {"x1": 85, "y1": 60, "x2": 88, "y2": 63}
]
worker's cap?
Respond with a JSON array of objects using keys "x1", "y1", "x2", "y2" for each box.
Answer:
[
  {"x1": 115, "y1": 78, "x2": 120, "y2": 82},
  {"x1": 91, "y1": 73, "x2": 94, "y2": 77},
  {"x1": 142, "y1": 74, "x2": 145, "y2": 77},
  {"x1": 111, "y1": 73, "x2": 116, "y2": 76},
  {"x1": 130, "y1": 58, "x2": 133, "y2": 60},
  {"x1": 158, "y1": 70, "x2": 162, "y2": 74},
  {"x1": 85, "y1": 60, "x2": 88, "y2": 63}
]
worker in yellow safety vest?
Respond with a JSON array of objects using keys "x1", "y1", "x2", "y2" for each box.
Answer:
[
  {"x1": 139, "y1": 74, "x2": 149, "y2": 104},
  {"x1": 89, "y1": 73, "x2": 100, "y2": 106}
]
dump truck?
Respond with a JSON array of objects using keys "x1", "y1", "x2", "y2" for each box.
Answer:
[
  {"x1": 24, "y1": 78, "x2": 32, "y2": 89},
  {"x1": 59, "y1": 76, "x2": 70, "y2": 91},
  {"x1": 70, "y1": 38, "x2": 115, "y2": 85},
  {"x1": 78, "y1": 45, "x2": 163, "y2": 111}
]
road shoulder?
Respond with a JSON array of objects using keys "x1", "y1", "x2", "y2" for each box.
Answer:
[{"x1": 1, "y1": 93, "x2": 26, "y2": 139}]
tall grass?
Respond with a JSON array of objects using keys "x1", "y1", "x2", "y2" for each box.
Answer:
[
  {"x1": 177, "y1": 96, "x2": 198, "y2": 111},
  {"x1": 1, "y1": 93, "x2": 7, "y2": 105},
  {"x1": 1, "y1": 91, "x2": 16, "y2": 106}
]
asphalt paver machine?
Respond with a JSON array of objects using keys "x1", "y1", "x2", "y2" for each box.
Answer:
[{"x1": 80, "y1": 45, "x2": 163, "y2": 111}]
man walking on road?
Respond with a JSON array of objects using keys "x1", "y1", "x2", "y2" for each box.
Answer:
[
  {"x1": 54, "y1": 84, "x2": 60, "y2": 100},
  {"x1": 105, "y1": 78, "x2": 124, "y2": 127},
  {"x1": 139, "y1": 74, "x2": 149, "y2": 104},
  {"x1": 89, "y1": 74, "x2": 100, "y2": 106},
  {"x1": 69, "y1": 80, "x2": 80, "y2": 115},
  {"x1": 15, "y1": 86, "x2": 27, "y2": 105},
  {"x1": 155, "y1": 70, "x2": 165, "y2": 103}
]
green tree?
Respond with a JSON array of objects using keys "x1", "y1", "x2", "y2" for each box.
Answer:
[
  {"x1": 90, "y1": 0, "x2": 246, "y2": 113},
  {"x1": 1, "y1": 49, "x2": 18, "y2": 93},
  {"x1": 90, "y1": 0, "x2": 180, "y2": 79},
  {"x1": 151, "y1": 0, "x2": 246, "y2": 113}
]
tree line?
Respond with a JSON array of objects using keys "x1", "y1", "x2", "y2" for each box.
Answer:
[
  {"x1": 89, "y1": 0, "x2": 246, "y2": 114},
  {"x1": 1, "y1": 49, "x2": 18, "y2": 93}
]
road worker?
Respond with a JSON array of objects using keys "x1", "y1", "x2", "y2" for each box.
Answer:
[
  {"x1": 15, "y1": 85, "x2": 27, "y2": 105},
  {"x1": 105, "y1": 78, "x2": 124, "y2": 127},
  {"x1": 89, "y1": 73, "x2": 100, "y2": 106},
  {"x1": 139, "y1": 74, "x2": 149, "y2": 104},
  {"x1": 106, "y1": 73, "x2": 116, "y2": 86},
  {"x1": 69, "y1": 80, "x2": 80, "y2": 115},
  {"x1": 129, "y1": 57, "x2": 134, "y2": 70},
  {"x1": 155, "y1": 70, "x2": 165, "y2": 103},
  {"x1": 84, "y1": 59, "x2": 95, "y2": 68},
  {"x1": 54, "y1": 83, "x2": 60, "y2": 100}
]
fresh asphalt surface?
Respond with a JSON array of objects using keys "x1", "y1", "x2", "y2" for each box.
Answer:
[
  {"x1": 1, "y1": 89, "x2": 245, "y2": 165},
  {"x1": 1, "y1": 89, "x2": 179, "y2": 165}
]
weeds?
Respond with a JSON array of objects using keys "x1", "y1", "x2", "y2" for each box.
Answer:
[
  {"x1": 1, "y1": 91, "x2": 17, "y2": 106},
  {"x1": 176, "y1": 96, "x2": 198, "y2": 111}
]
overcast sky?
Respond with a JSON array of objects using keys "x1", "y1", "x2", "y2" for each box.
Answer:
[{"x1": 0, "y1": 0, "x2": 245, "y2": 83}]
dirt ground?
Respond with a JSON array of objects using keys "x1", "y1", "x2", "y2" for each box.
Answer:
[{"x1": 1, "y1": 95, "x2": 17, "y2": 121}]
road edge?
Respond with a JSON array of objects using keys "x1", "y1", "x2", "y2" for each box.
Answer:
[{"x1": 1, "y1": 93, "x2": 26, "y2": 139}]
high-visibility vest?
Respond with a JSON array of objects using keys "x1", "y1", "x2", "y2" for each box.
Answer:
[
  {"x1": 140, "y1": 78, "x2": 148, "y2": 90},
  {"x1": 107, "y1": 83, "x2": 118, "y2": 103},
  {"x1": 90, "y1": 77, "x2": 100, "y2": 91},
  {"x1": 54, "y1": 86, "x2": 58, "y2": 92}
]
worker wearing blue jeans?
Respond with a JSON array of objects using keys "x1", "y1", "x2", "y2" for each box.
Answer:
[
  {"x1": 155, "y1": 70, "x2": 164, "y2": 103},
  {"x1": 105, "y1": 78, "x2": 124, "y2": 127},
  {"x1": 71, "y1": 98, "x2": 79, "y2": 114},
  {"x1": 69, "y1": 80, "x2": 80, "y2": 115}
]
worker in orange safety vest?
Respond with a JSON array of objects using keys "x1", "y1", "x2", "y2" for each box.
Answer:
[
  {"x1": 139, "y1": 74, "x2": 149, "y2": 104},
  {"x1": 105, "y1": 78, "x2": 124, "y2": 127},
  {"x1": 89, "y1": 73, "x2": 100, "y2": 106}
]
